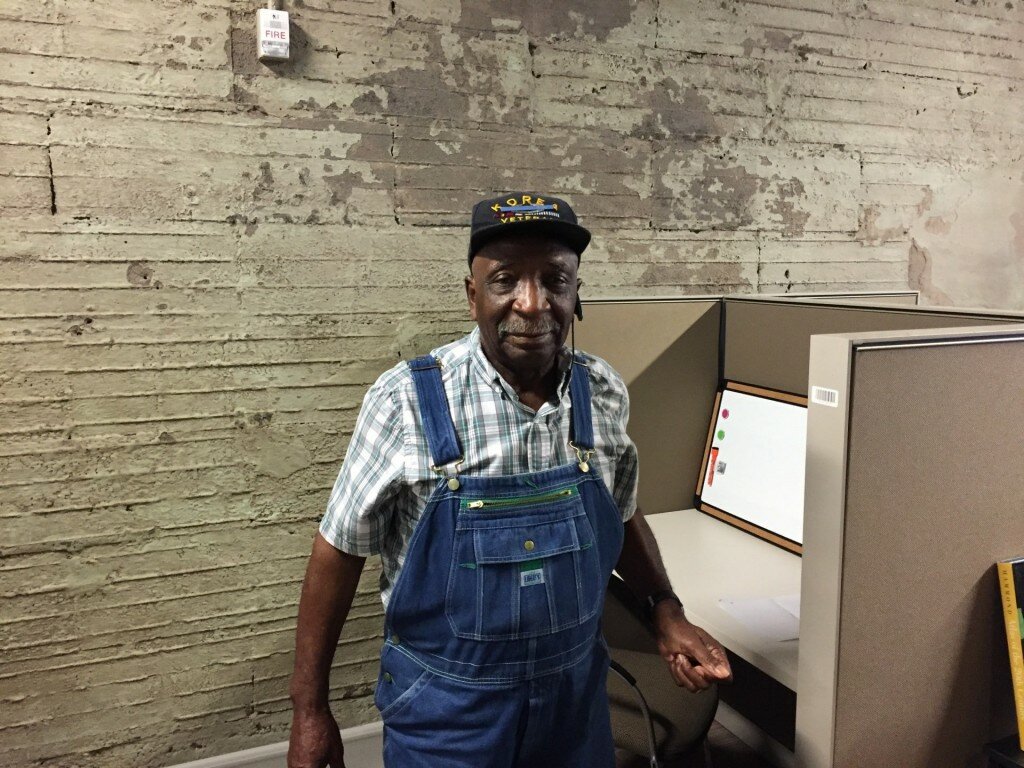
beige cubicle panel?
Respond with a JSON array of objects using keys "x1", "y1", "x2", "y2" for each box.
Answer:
[
  {"x1": 575, "y1": 298, "x2": 720, "y2": 514},
  {"x1": 799, "y1": 325, "x2": 1024, "y2": 768},
  {"x1": 722, "y1": 297, "x2": 1022, "y2": 396}
]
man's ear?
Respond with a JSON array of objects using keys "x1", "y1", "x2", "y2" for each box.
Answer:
[{"x1": 465, "y1": 274, "x2": 478, "y2": 321}]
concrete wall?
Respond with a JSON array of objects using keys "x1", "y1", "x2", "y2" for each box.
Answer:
[{"x1": 1, "y1": 1, "x2": 1022, "y2": 766}]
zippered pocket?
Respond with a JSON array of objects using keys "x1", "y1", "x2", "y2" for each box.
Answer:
[
  {"x1": 462, "y1": 486, "x2": 577, "y2": 511},
  {"x1": 445, "y1": 487, "x2": 601, "y2": 641}
]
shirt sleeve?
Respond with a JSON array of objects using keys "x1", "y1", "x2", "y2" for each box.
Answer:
[{"x1": 319, "y1": 376, "x2": 406, "y2": 556}]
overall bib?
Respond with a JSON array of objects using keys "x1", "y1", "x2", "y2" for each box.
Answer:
[{"x1": 373, "y1": 354, "x2": 626, "y2": 767}]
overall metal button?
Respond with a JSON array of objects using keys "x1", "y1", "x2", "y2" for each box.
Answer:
[
  {"x1": 447, "y1": 477, "x2": 460, "y2": 491},
  {"x1": 524, "y1": 540, "x2": 535, "y2": 551}
]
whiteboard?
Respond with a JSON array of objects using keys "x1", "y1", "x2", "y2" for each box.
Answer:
[{"x1": 696, "y1": 384, "x2": 807, "y2": 553}]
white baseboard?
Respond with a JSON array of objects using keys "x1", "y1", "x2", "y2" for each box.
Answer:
[
  {"x1": 170, "y1": 721, "x2": 384, "y2": 768},
  {"x1": 161, "y1": 707, "x2": 795, "y2": 768}
]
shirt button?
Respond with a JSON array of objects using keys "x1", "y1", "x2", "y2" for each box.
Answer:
[{"x1": 524, "y1": 540, "x2": 535, "y2": 551}]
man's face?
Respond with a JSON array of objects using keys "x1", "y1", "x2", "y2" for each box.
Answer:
[{"x1": 466, "y1": 234, "x2": 579, "y2": 380}]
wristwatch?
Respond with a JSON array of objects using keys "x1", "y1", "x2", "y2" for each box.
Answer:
[{"x1": 645, "y1": 589, "x2": 683, "y2": 620}]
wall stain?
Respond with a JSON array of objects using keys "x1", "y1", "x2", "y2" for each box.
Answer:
[
  {"x1": 908, "y1": 239, "x2": 953, "y2": 305},
  {"x1": 638, "y1": 261, "x2": 747, "y2": 287},
  {"x1": 226, "y1": 213, "x2": 259, "y2": 236},
  {"x1": 459, "y1": 0, "x2": 634, "y2": 41},
  {"x1": 767, "y1": 177, "x2": 810, "y2": 237},
  {"x1": 687, "y1": 162, "x2": 761, "y2": 230},
  {"x1": 351, "y1": 89, "x2": 385, "y2": 114},
  {"x1": 637, "y1": 80, "x2": 720, "y2": 140},
  {"x1": 324, "y1": 170, "x2": 366, "y2": 206},
  {"x1": 858, "y1": 205, "x2": 906, "y2": 244},
  {"x1": 253, "y1": 162, "x2": 275, "y2": 200},
  {"x1": 1012, "y1": 209, "x2": 1024, "y2": 263},
  {"x1": 127, "y1": 262, "x2": 155, "y2": 287}
]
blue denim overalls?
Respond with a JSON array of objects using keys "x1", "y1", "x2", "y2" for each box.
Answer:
[{"x1": 373, "y1": 354, "x2": 626, "y2": 767}]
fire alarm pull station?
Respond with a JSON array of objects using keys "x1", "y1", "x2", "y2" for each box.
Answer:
[{"x1": 257, "y1": 8, "x2": 290, "y2": 62}]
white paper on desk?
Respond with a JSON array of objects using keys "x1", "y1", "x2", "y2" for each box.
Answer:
[
  {"x1": 718, "y1": 595, "x2": 800, "y2": 641},
  {"x1": 774, "y1": 593, "x2": 800, "y2": 621}
]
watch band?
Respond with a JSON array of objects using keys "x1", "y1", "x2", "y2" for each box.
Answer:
[{"x1": 645, "y1": 589, "x2": 683, "y2": 618}]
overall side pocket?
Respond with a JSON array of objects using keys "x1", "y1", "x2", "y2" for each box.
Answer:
[{"x1": 375, "y1": 645, "x2": 434, "y2": 722}]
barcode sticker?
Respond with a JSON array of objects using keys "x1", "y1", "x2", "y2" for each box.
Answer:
[{"x1": 811, "y1": 386, "x2": 840, "y2": 408}]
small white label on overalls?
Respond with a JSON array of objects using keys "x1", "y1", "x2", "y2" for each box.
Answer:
[{"x1": 520, "y1": 569, "x2": 544, "y2": 587}]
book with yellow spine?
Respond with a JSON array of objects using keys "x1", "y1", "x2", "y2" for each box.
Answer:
[{"x1": 998, "y1": 556, "x2": 1024, "y2": 752}]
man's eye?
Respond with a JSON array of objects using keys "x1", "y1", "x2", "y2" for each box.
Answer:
[
  {"x1": 490, "y1": 274, "x2": 516, "y2": 288},
  {"x1": 546, "y1": 275, "x2": 570, "y2": 289}
]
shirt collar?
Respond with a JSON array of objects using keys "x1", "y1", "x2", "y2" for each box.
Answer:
[{"x1": 469, "y1": 327, "x2": 573, "y2": 406}]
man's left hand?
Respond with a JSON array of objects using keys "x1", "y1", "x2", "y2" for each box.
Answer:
[{"x1": 651, "y1": 601, "x2": 733, "y2": 692}]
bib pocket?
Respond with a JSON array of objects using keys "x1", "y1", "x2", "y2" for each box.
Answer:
[{"x1": 445, "y1": 488, "x2": 602, "y2": 641}]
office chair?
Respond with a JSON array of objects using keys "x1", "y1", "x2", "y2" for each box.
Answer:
[{"x1": 605, "y1": 575, "x2": 719, "y2": 768}]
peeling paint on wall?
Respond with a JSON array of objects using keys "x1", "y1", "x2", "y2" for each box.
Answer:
[{"x1": 907, "y1": 163, "x2": 1024, "y2": 308}]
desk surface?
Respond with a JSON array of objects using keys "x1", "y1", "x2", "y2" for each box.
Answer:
[{"x1": 646, "y1": 508, "x2": 802, "y2": 690}]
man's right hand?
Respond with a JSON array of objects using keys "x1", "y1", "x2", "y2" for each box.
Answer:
[
  {"x1": 287, "y1": 706, "x2": 345, "y2": 768},
  {"x1": 288, "y1": 538, "x2": 366, "y2": 767}
]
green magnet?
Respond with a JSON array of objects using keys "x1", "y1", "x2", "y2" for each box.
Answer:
[{"x1": 717, "y1": 429, "x2": 726, "y2": 440}]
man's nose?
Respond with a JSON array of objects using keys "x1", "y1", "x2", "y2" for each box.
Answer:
[{"x1": 514, "y1": 278, "x2": 550, "y2": 314}]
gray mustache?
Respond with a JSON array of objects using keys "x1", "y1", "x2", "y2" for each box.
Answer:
[{"x1": 498, "y1": 320, "x2": 557, "y2": 337}]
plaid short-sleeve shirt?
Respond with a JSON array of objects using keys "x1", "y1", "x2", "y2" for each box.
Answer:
[{"x1": 319, "y1": 328, "x2": 639, "y2": 606}]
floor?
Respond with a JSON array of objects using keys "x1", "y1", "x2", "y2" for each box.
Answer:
[{"x1": 615, "y1": 721, "x2": 776, "y2": 768}]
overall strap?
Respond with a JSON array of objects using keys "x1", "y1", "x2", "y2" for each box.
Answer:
[
  {"x1": 408, "y1": 355, "x2": 463, "y2": 469},
  {"x1": 568, "y1": 355, "x2": 594, "y2": 450}
]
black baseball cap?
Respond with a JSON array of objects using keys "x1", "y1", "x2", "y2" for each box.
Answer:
[{"x1": 467, "y1": 192, "x2": 591, "y2": 265}]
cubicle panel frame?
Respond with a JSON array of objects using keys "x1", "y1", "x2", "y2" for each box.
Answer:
[
  {"x1": 798, "y1": 324, "x2": 1024, "y2": 768},
  {"x1": 797, "y1": 333, "x2": 857, "y2": 768},
  {"x1": 722, "y1": 296, "x2": 1024, "y2": 396},
  {"x1": 762, "y1": 290, "x2": 919, "y2": 305}
]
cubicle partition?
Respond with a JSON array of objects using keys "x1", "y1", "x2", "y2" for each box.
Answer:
[
  {"x1": 576, "y1": 298, "x2": 720, "y2": 515},
  {"x1": 578, "y1": 295, "x2": 1024, "y2": 768},
  {"x1": 799, "y1": 326, "x2": 1024, "y2": 768}
]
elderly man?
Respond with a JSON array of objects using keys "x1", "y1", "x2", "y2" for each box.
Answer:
[{"x1": 288, "y1": 193, "x2": 732, "y2": 768}]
